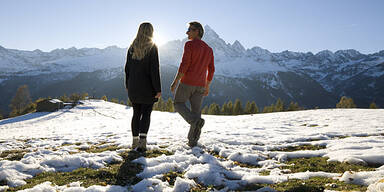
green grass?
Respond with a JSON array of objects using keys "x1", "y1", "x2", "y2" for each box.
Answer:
[
  {"x1": 161, "y1": 171, "x2": 184, "y2": 186},
  {"x1": 0, "y1": 149, "x2": 29, "y2": 161},
  {"x1": 5, "y1": 149, "x2": 174, "y2": 191},
  {"x1": 282, "y1": 157, "x2": 377, "y2": 173},
  {"x1": 271, "y1": 144, "x2": 326, "y2": 152},
  {"x1": 259, "y1": 170, "x2": 270, "y2": 176},
  {"x1": 77, "y1": 144, "x2": 122, "y2": 153},
  {"x1": 239, "y1": 177, "x2": 367, "y2": 191}
]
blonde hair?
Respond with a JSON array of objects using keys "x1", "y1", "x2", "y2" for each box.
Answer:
[{"x1": 129, "y1": 22, "x2": 154, "y2": 60}]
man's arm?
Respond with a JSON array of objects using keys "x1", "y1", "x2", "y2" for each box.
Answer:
[{"x1": 204, "y1": 49, "x2": 215, "y2": 96}]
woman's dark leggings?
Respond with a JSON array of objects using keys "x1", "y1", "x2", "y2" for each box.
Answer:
[{"x1": 131, "y1": 103, "x2": 154, "y2": 137}]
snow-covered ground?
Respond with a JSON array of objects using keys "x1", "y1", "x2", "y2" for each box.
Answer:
[{"x1": 0, "y1": 100, "x2": 384, "y2": 191}]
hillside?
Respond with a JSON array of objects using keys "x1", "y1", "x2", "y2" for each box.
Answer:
[{"x1": 0, "y1": 100, "x2": 384, "y2": 191}]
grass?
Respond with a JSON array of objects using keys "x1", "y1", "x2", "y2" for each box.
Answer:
[
  {"x1": 5, "y1": 149, "x2": 174, "y2": 191},
  {"x1": 239, "y1": 177, "x2": 367, "y2": 192},
  {"x1": 271, "y1": 144, "x2": 326, "y2": 152},
  {"x1": 0, "y1": 149, "x2": 29, "y2": 161},
  {"x1": 161, "y1": 171, "x2": 184, "y2": 186},
  {"x1": 77, "y1": 144, "x2": 122, "y2": 153},
  {"x1": 282, "y1": 157, "x2": 377, "y2": 173}
]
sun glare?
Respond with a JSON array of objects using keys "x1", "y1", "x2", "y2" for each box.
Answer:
[{"x1": 152, "y1": 32, "x2": 165, "y2": 46}]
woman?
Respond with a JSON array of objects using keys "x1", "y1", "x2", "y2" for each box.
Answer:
[{"x1": 125, "y1": 22, "x2": 161, "y2": 152}]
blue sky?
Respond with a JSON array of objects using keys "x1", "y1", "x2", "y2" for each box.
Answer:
[{"x1": 1, "y1": 0, "x2": 383, "y2": 54}]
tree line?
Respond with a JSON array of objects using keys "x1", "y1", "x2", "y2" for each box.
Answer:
[{"x1": 0, "y1": 85, "x2": 381, "y2": 120}]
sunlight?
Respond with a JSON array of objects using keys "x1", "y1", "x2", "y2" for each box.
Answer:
[{"x1": 152, "y1": 32, "x2": 166, "y2": 46}]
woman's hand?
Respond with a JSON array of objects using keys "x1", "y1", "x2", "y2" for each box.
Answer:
[{"x1": 155, "y1": 92, "x2": 162, "y2": 98}]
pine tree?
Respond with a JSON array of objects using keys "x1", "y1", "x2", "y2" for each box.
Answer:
[
  {"x1": 220, "y1": 101, "x2": 228, "y2": 115},
  {"x1": 274, "y1": 98, "x2": 284, "y2": 112},
  {"x1": 101, "y1": 95, "x2": 108, "y2": 101},
  {"x1": 244, "y1": 101, "x2": 251, "y2": 114},
  {"x1": 369, "y1": 102, "x2": 378, "y2": 109},
  {"x1": 0, "y1": 113, "x2": 3, "y2": 120},
  {"x1": 208, "y1": 103, "x2": 220, "y2": 115},
  {"x1": 249, "y1": 101, "x2": 258, "y2": 114},
  {"x1": 154, "y1": 97, "x2": 165, "y2": 111},
  {"x1": 226, "y1": 101, "x2": 233, "y2": 115},
  {"x1": 9, "y1": 85, "x2": 32, "y2": 117},
  {"x1": 120, "y1": 100, "x2": 125, "y2": 105},
  {"x1": 166, "y1": 98, "x2": 175, "y2": 112},
  {"x1": 127, "y1": 99, "x2": 132, "y2": 107},
  {"x1": 336, "y1": 96, "x2": 356, "y2": 108},
  {"x1": 287, "y1": 101, "x2": 300, "y2": 111},
  {"x1": 81, "y1": 93, "x2": 89, "y2": 100},
  {"x1": 59, "y1": 94, "x2": 70, "y2": 102},
  {"x1": 110, "y1": 98, "x2": 119, "y2": 103},
  {"x1": 233, "y1": 99, "x2": 243, "y2": 115},
  {"x1": 70, "y1": 93, "x2": 81, "y2": 103},
  {"x1": 201, "y1": 105, "x2": 209, "y2": 114},
  {"x1": 263, "y1": 104, "x2": 275, "y2": 113}
]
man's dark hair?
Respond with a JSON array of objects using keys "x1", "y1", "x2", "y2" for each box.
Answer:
[{"x1": 189, "y1": 21, "x2": 204, "y2": 38}]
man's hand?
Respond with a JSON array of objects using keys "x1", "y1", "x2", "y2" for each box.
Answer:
[
  {"x1": 204, "y1": 81, "x2": 211, "y2": 96},
  {"x1": 155, "y1": 92, "x2": 161, "y2": 98},
  {"x1": 170, "y1": 81, "x2": 178, "y2": 94},
  {"x1": 204, "y1": 86, "x2": 209, "y2": 96}
]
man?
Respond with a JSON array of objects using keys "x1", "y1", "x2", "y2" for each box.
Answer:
[{"x1": 171, "y1": 21, "x2": 215, "y2": 147}]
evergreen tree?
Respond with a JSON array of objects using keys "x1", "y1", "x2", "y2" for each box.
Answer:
[
  {"x1": 0, "y1": 113, "x2": 3, "y2": 120},
  {"x1": 9, "y1": 85, "x2": 32, "y2": 117},
  {"x1": 274, "y1": 98, "x2": 284, "y2": 112},
  {"x1": 208, "y1": 103, "x2": 220, "y2": 115},
  {"x1": 127, "y1": 99, "x2": 132, "y2": 107},
  {"x1": 226, "y1": 101, "x2": 233, "y2": 115},
  {"x1": 287, "y1": 101, "x2": 300, "y2": 111},
  {"x1": 81, "y1": 93, "x2": 89, "y2": 100},
  {"x1": 369, "y1": 102, "x2": 378, "y2": 109},
  {"x1": 249, "y1": 101, "x2": 258, "y2": 114},
  {"x1": 201, "y1": 105, "x2": 209, "y2": 114},
  {"x1": 101, "y1": 95, "x2": 108, "y2": 101},
  {"x1": 233, "y1": 99, "x2": 243, "y2": 115},
  {"x1": 69, "y1": 93, "x2": 81, "y2": 102},
  {"x1": 263, "y1": 104, "x2": 275, "y2": 113},
  {"x1": 336, "y1": 96, "x2": 356, "y2": 108},
  {"x1": 166, "y1": 98, "x2": 175, "y2": 112},
  {"x1": 59, "y1": 94, "x2": 70, "y2": 102},
  {"x1": 154, "y1": 97, "x2": 166, "y2": 111},
  {"x1": 244, "y1": 101, "x2": 251, "y2": 114},
  {"x1": 220, "y1": 101, "x2": 228, "y2": 115},
  {"x1": 110, "y1": 98, "x2": 119, "y2": 103},
  {"x1": 120, "y1": 100, "x2": 125, "y2": 105}
]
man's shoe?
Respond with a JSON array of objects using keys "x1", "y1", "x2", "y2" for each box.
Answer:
[
  {"x1": 188, "y1": 118, "x2": 205, "y2": 148},
  {"x1": 131, "y1": 137, "x2": 139, "y2": 149},
  {"x1": 194, "y1": 118, "x2": 205, "y2": 142},
  {"x1": 137, "y1": 137, "x2": 147, "y2": 152}
]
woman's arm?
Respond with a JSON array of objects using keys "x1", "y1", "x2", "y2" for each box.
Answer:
[
  {"x1": 150, "y1": 46, "x2": 161, "y2": 98},
  {"x1": 125, "y1": 49, "x2": 132, "y2": 90}
]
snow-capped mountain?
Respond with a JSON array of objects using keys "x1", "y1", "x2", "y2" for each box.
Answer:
[{"x1": 0, "y1": 25, "x2": 383, "y2": 114}]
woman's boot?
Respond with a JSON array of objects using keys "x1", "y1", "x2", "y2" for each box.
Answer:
[{"x1": 131, "y1": 136, "x2": 139, "y2": 150}]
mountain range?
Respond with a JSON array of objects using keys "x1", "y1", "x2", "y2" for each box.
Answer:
[{"x1": 1, "y1": 25, "x2": 383, "y2": 115}]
